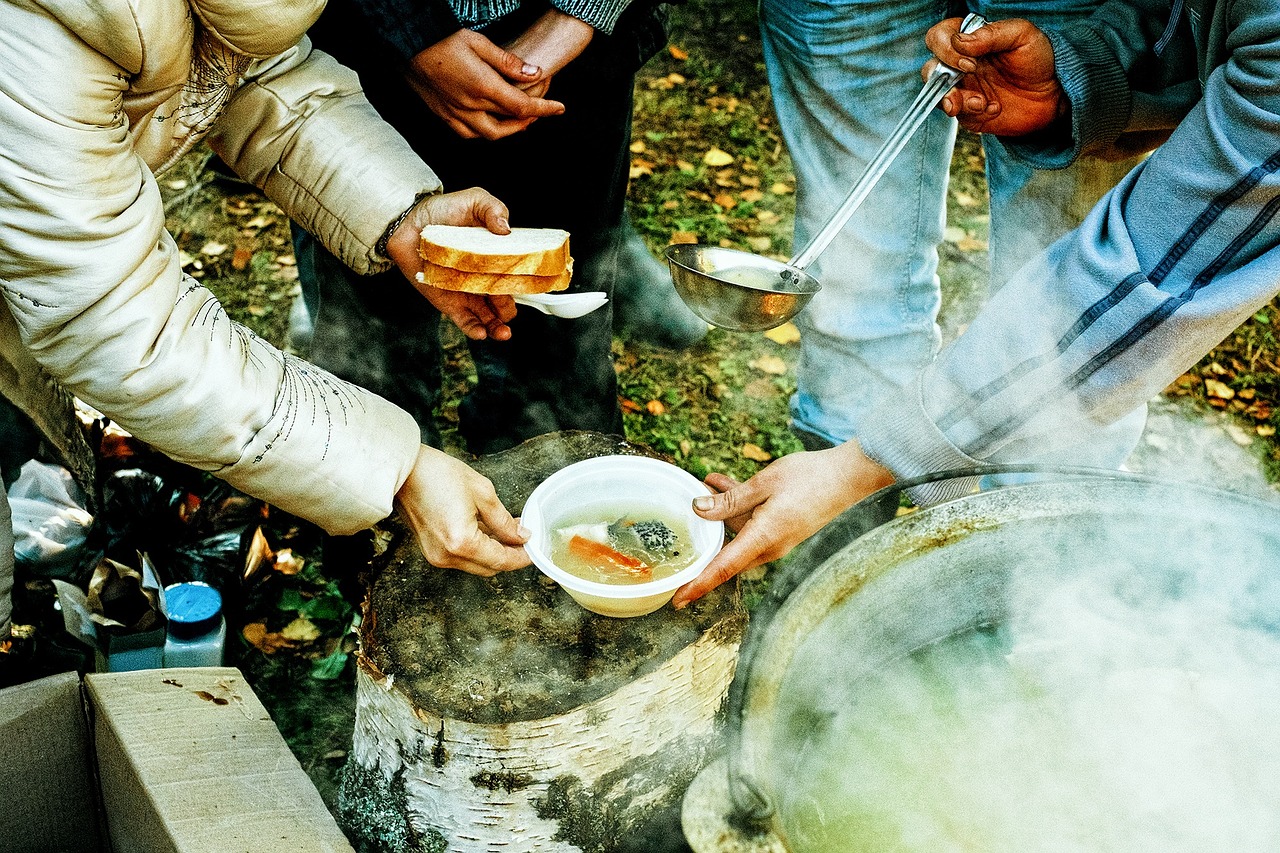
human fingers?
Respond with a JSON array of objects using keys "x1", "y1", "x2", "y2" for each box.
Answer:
[
  {"x1": 422, "y1": 526, "x2": 532, "y2": 576},
  {"x1": 466, "y1": 110, "x2": 545, "y2": 141},
  {"x1": 950, "y1": 17, "x2": 1044, "y2": 62},
  {"x1": 924, "y1": 17, "x2": 968, "y2": 69},
  {"x1": 417, "y1": 288, "x2": 512, "y2": 341},
  {"x1": 466, "y1": 38, "x2": 566, "y2": 120},
  {"x1": 417, "y1": 187, "x2": 511, "y2": 234},
  {"x1": 672, "y1": 523, "x2": 788, "y2": 609},
  {"x1": 489, "y1": 295, "x2": 518, "y2": 325},
  {"x1": 692, "y1": 473, "x2": 763, "y2": 523}
]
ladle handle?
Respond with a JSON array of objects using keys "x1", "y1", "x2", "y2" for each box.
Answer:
[{"x1": 786, "y1": 12, "x2": 988, "y2": 272}]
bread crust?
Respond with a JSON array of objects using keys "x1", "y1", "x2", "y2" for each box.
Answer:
[
  {"x1": 419, "y1": 225, "x2": 571, "y2": 277},
  {"x1": 418, "y1": 260, "x2": 572, "y2": 294}
]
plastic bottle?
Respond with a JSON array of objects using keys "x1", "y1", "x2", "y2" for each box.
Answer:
[{"x1": 163, "y1": 581, "x2": 226, "y2": 668}]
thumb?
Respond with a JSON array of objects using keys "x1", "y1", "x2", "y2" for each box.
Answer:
[
  {"x1": 692, "y1": 476, "x2": 758, "y2": 523},
  {"x1": 457, "y1": 186, "x2": 511, "y2": 234},
  {"x1": 475, "y1": 38, "x2": 545, "y2": 83},
  {"x1": 953, "y1": 17, "x2": 1035, "y2": 59}
]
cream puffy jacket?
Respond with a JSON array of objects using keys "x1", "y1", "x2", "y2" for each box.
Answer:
[{"x1": 0, "y1": 0, "x2": 441, "y2": 534}]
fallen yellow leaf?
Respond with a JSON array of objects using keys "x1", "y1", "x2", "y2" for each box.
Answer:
[
  {"x1": 273, "y1": 547, "x2": 305, "y2": 576},
  {"x1": 667, "y1": 72, "x2": 687, "y2": 86},
  {"x1": 281, "y1": 616, "x2": 321, "y2": 643},
  {"x1": 676, "y1": 159, "x2": 697, "y2": 172},
  {"x1": 741, "y1": 443, "x2": 772, "y2": 462},
  {"x1": 764, "y1": 322, "x2": 802, "y2": 344},
  {"x1": 770, "y1": 182, "x2": 794, "y2": 195},
  {"x1": 747, "y1": 236, "x2": 772, "y2": 252},
  {"x1": 750, "y1": 355, "x2": 788, "y2": 375},
  {"x1": 670, "y1": 231, "x2": 699, "y2": 245},
  {"x1": 629, "y1": 140, "x2": 646, "y2": 154},
  {"x1": 740, "y1": 189, "x2": 765, "y2": 203},
  {"x1": 1205, "y1": 378, "x2": 1235, "y2": 399},
  {"x1": 669, "y1": 44, "x2": 689, "y2": 60},
  {"x1": 714, "y1": 192, "x2": 737, "y2": 209},
  {"x1": 703, "y1": 148, "x2": 735, "y2": 167},
  {"x1": 646, "y1": 399, "x2": 666, "y2": 416}
]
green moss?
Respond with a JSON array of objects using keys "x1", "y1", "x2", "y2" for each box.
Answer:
[{"x1": 336, "y1": 761, "x2": 449, "y2": 853}]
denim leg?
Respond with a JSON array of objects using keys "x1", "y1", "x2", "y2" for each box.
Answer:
[{"x1": 762, "y1": 0, "x2": 953, "y2": 446}]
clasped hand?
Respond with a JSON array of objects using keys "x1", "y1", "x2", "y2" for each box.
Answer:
[{"x1": 406, "y1": 11, "x2": 593, "y2": 141}]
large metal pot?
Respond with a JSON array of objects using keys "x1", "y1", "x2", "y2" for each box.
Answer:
[{"x1": 723, "y1": 469, "x2": 1280, "y2": 851}]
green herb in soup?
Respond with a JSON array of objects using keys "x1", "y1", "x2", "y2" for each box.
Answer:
[{"x1": 550, "y1": 505, "x2": 697, "y2": 585}]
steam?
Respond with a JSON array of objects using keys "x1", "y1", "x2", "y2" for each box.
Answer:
[{"x1": 768, "y1": 488, "x2": 1280, "y2": 852}]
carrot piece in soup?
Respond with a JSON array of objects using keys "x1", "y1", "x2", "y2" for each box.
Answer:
[{"x1": 568, "y1": 535, "x2": 651, "y2": 578}]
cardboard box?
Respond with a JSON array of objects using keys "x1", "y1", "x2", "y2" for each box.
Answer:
[{"x1": 0, "y1": 667, "x2": 355, "y2": 853}]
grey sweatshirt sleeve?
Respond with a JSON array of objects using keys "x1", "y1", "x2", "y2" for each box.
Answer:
[
  {"x1": 859, "y1": 0, "x2": 1280, "y2": 506},
  {"x1": 1004, "y1": 0, "x2": 1199, "y2": 169}
]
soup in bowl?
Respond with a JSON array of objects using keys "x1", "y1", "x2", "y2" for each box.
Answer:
[{"x1": 521, "y1": 455, "x2": 725, "y2": 617}]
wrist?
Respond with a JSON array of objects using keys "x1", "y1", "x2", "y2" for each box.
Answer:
[{"x1": 379, "y1": 191, "x2": 435, "y2": 263}]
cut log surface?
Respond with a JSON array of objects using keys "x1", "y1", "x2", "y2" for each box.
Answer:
[{"x1": 341, "y1": 431, "x2": 746, "y2": 853}]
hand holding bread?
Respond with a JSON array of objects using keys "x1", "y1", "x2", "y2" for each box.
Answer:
[{"x1": 383, "y1": 187, "x2": 519, "y2": 341}]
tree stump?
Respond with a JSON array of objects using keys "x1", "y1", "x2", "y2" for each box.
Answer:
[{"x1": 339, "y1": 432, "x2": 747, "y2": 853}]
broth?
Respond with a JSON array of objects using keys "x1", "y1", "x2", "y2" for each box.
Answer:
[
  {"x1": 549, "y1": 503, "x2": 697, "y2": 585},
  {"x1": 773, "y1": 604, "x2": 1280, "y2": 852}
]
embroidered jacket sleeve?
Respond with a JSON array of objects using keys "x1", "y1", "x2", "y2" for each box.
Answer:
[
  {"x1": 0, "y1": 16, "x2": 421, "y2": 535},
  {"x1": 858, "y1": 0, "x2": 1280, "y2": 504}
]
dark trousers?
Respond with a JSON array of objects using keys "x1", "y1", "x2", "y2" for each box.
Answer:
[{"x1": 297, "y1": 0, "x2": 664, "y2": 454}]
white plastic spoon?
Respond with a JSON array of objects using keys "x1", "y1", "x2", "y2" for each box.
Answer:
[{"x1": 514, "y1": 292, "x2": 609, "y2": 319}]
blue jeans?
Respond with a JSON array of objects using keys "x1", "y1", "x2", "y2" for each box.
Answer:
[{"x1": 762, "y1": 0, "x2": 1147, "y2": 468}]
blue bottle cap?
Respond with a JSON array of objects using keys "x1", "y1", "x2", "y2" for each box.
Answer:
[{"x1": 165, "y1": 581, "x2": 223, "y2": 640}]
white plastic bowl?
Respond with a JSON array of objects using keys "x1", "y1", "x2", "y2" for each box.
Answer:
[{"x1": 521, "y1": 455, "x2": 725, "y2": 618}]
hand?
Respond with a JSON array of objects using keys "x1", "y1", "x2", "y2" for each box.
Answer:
[
  {"x1": 924, "y1": 17, "x2": 1066, "y2": 137},
  {"x1": 385, "y1": 186, "x2": 520, "y2": 341},
  {"x1": 407, "y1": 29, "x2": 566, "y2": 140},
  {"x1": 395, "y1": 445, "x2": 532, "y2": 576},
  {"x1": 671, "y1": 442, "x2": 894, "y2": 608},
  {"x1": 504, "y1": 10, "x2": 594, "y2": 80}
]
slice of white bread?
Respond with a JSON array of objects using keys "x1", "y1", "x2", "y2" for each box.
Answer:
[
  {"x1": 418, "y1": 260, "x2": 572, "y2": 295},
  {"x1": 419, "y1": 225, "x2": 572, "y2": 277}
]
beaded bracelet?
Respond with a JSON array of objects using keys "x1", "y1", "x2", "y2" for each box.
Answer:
[{"x1": 374, "y1": 190, "x2": 435, "y2": 260}]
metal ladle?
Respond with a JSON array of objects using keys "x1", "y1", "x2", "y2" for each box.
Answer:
[{"x1": 665, "y1": 13, "x2": 988, "y2": 333}]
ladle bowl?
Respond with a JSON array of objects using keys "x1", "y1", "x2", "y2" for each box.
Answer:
[
  {"x1": 666, "y1": 12, "x2": 987, "y2": 334},
  {"x1": 664, "y1": 244, "x2": 821, "y2": 333}
]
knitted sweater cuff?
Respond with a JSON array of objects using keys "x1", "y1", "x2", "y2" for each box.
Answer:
[
  {"x1": 1004, "y1": 26, "x2": 1133, "y2": 170},
  {"x1": 857, "y1": 376, "x2": 984, "y2": 508},
  {"x1": 550, "y1": 0, "x2": 630, "y2": 34}
]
